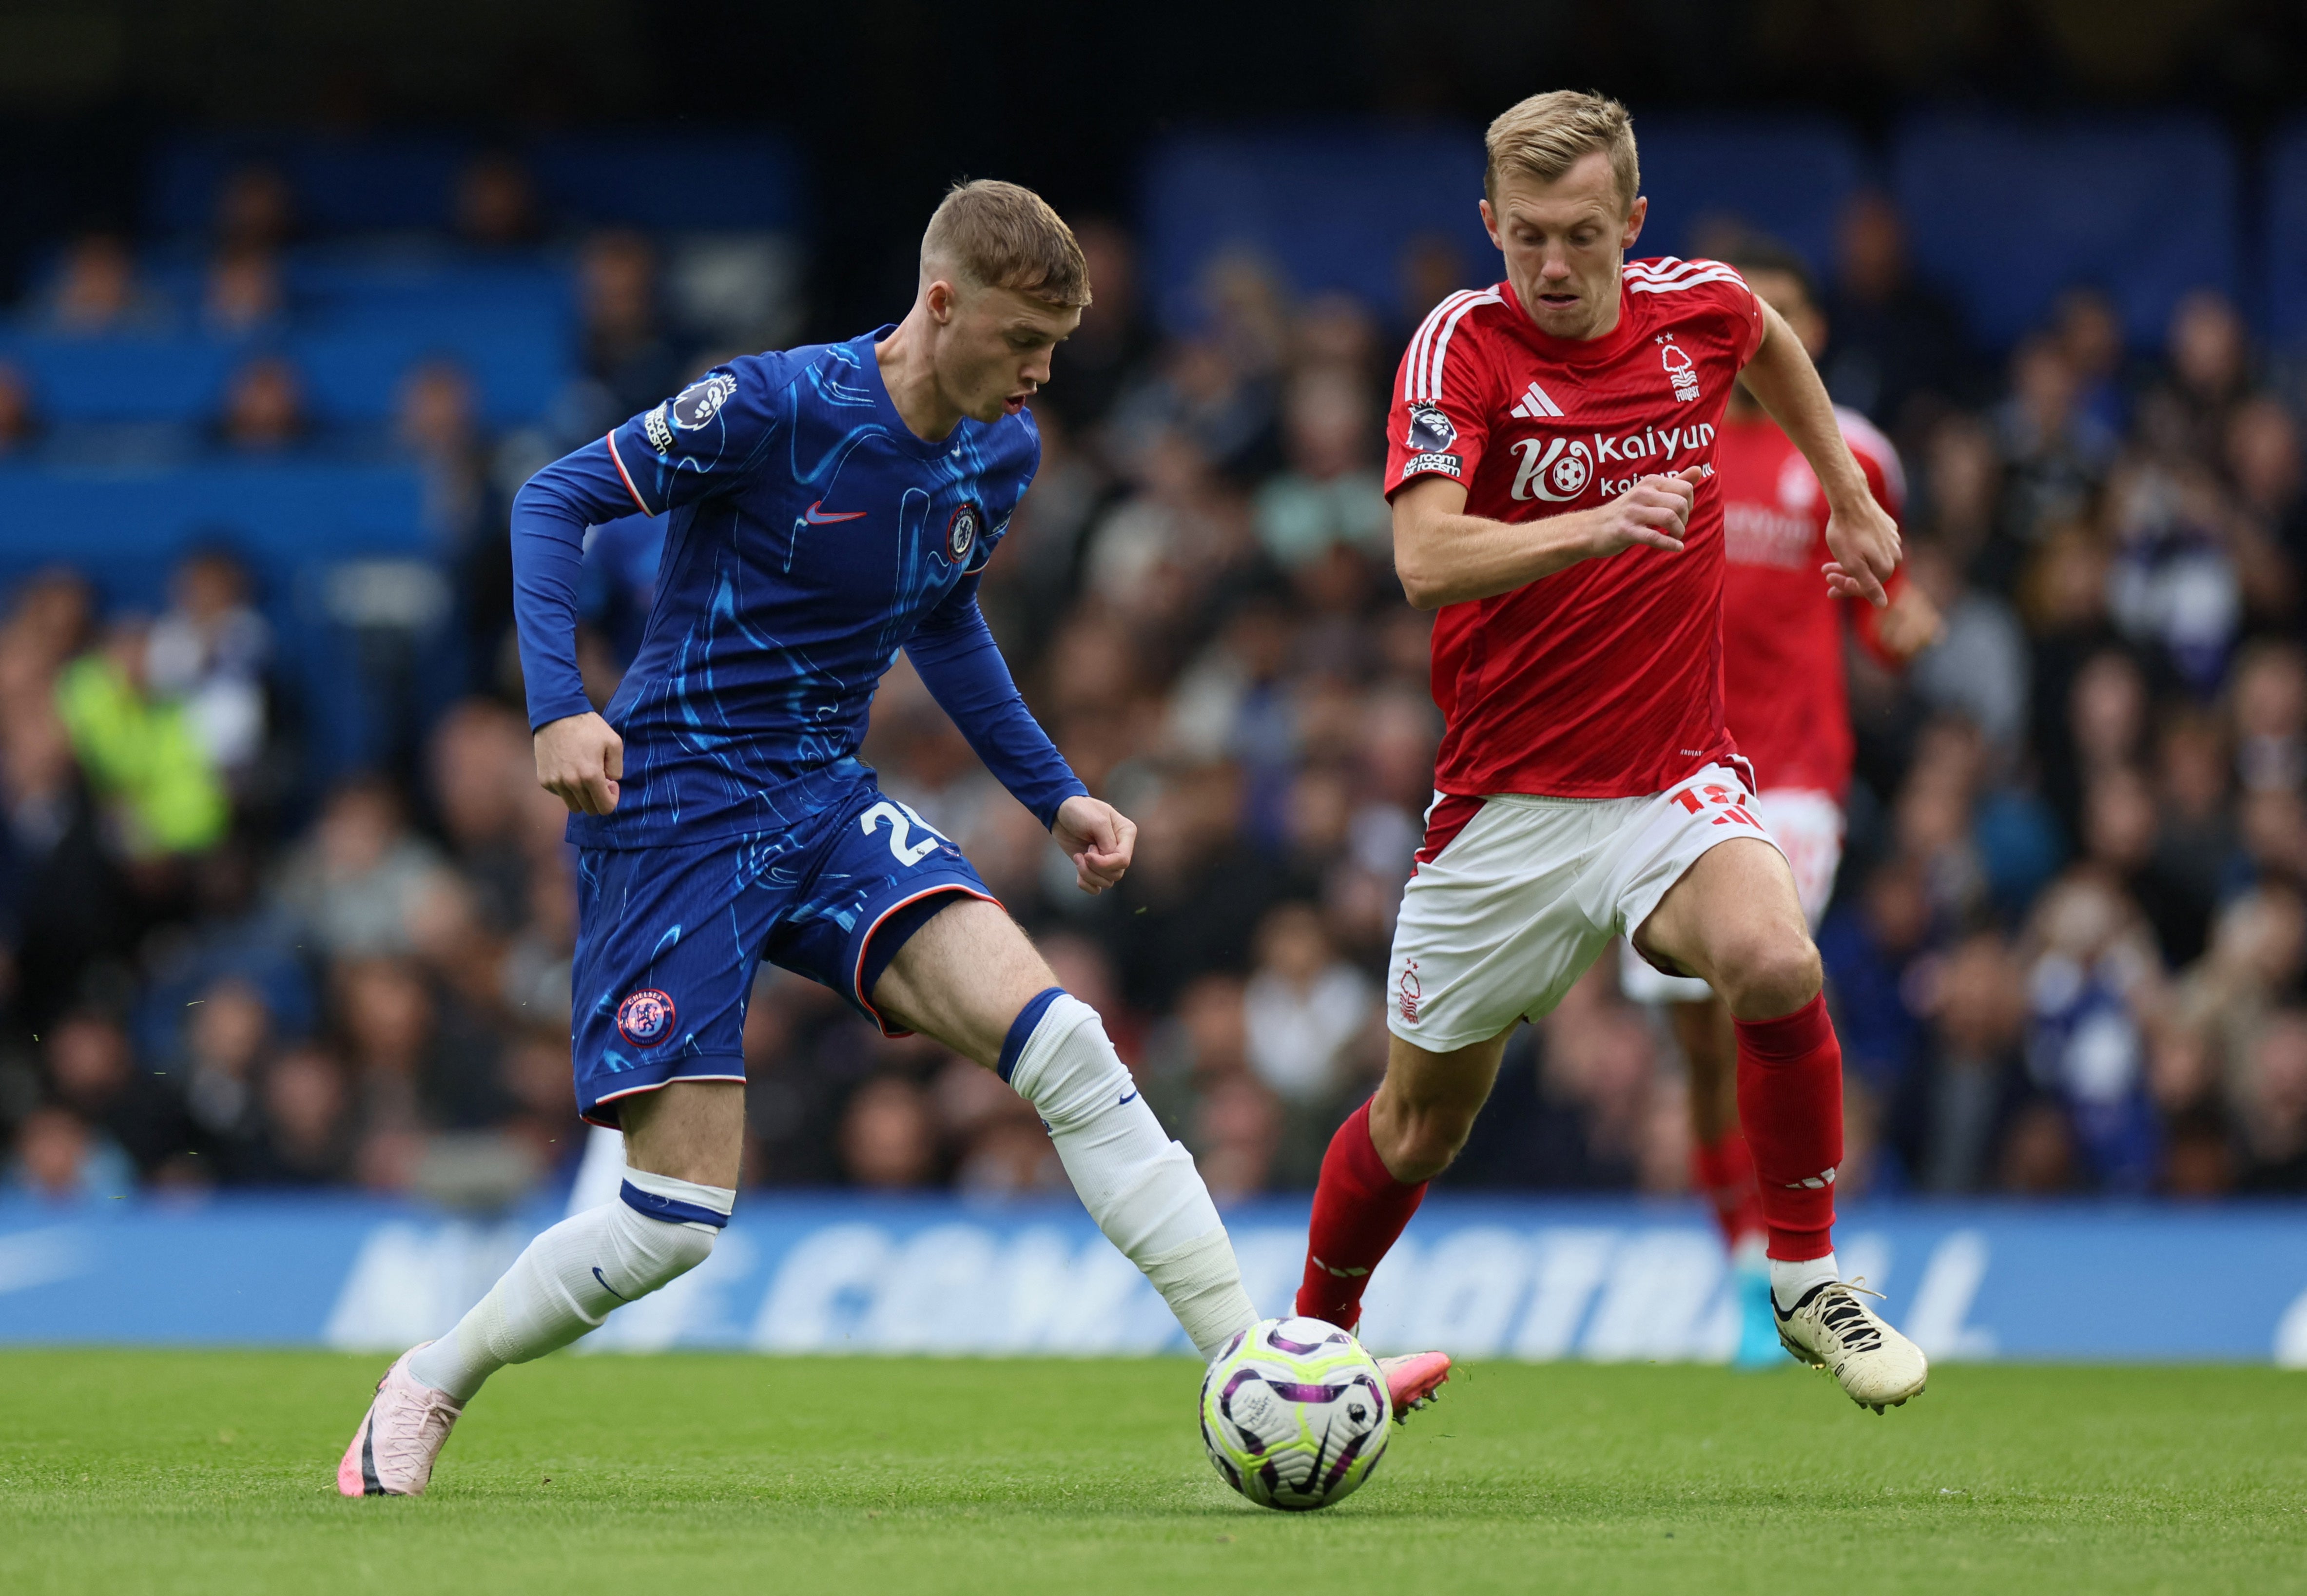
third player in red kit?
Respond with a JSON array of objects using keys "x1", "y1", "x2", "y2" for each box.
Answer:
[
  {"x1": 1619, "y1": 237, "x2": 1943, "y2": 1366},
  {"x1": 1296, "y1": 90, "x2": 1930, "y2": 1417}
]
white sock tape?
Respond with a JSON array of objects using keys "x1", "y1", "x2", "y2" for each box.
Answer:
[{"x1": 1143, "y1": 1227, "x2": 1261, "y2": 1362}]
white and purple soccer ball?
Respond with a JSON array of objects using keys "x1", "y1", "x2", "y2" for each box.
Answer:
[{"x1": 1199, "y1": 1316, "x2": 1391, "y2": 1511}]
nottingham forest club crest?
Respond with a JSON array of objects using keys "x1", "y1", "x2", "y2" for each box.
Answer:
[
  {"x1": 946, "y1": 502, "x2": 982, "y2": 564},
  {"x1": 1658, "y1": 336, "x2": 1701, "y2": 402}
]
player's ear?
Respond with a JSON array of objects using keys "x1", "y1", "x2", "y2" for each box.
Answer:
[
  {"x1": 1479, "y1": 197, "x2": 1501, "y2": 252},
  {"x1": 1620, "y1": 195, "x2": 1647, "y2": 252},
  {"x1": 924, "y1": 276, "x2": 957, "y2": 324}
]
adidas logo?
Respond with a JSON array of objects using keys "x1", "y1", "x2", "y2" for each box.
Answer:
[{"x1": 1508, "y1": 380, "x2": 1565, "y2": 420}]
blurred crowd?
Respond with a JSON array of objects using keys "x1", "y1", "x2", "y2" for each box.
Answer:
[{"x1": 6, "y1": 153, "x2": 2307, "y2": 1208}]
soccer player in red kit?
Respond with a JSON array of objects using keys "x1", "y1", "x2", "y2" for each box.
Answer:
[
  {"x1": 1298, "y1": 90, "x2": 1929, "y2": 1414},
  {"x1": 1618, "y1": 235, "x2": 1944, "y2": 1368}
]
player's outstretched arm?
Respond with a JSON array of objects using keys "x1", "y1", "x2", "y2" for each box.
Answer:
[
  {"x1": 1392, "y1": 470, "x2": 1701, "y2": 610},
  {"x1": 905, "y1": 576, "x2": 1116, "y2": 888},
  {"x1": 1738, "y1": 301, "x2": 1900, "y2": 607}
]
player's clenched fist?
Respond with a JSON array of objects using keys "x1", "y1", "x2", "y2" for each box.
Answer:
[
  {"x1": 1821, "y1": 492, "x2": 1901, "y2": 607},
  {"x1": 1591, "y1": 466, "x2": 1704, "y2": 558},
  {"x1": 1052, "y1": 793, "x2": 1136, "y2": 895},
  {"x1": 534, "y1": 710, "x2": 624, "y2": 815}
]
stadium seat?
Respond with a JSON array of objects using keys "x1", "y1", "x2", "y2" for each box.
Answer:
[
  {"x1": 268, "y1": 554, "x2": 471, "y2": 791},
  {"x1": 1, "y1": 289, "x2": 571, "y2": 429},
  {"x1": 1140, "y1": 118, "x2": 1866, "y2": 337},
  {"x1": 286, "y1": 250, "x2": 577, "y2": 319},
  {"x1": 146, "y1": 132, "x2": 804, "y2": 237},
  {"x1": 0, "y1": 331, "x2": 236, "y2": 423},
  {"x1": 0, "y1": 459, "x2": 462, "y2": 785},
  {"x1": 147, "y1": 134, "x2": 475, "y2": 235},
  {"x1": 294, "y1": 305, "x2": 573, "y2": 427},
  {"x1": 1891, "y1": 112, "x2": 2240, "y2": 349},
  {"x1": 1139, "y1": 126, "x2": 1494, "y2": 334},
  {"x1": 0, "y1": 461, "x2": 427, "y2": 609},
  {"x1": 526, "y1": 132, "x2": 804, "y2": 231},
  {"x1": 1631, "y1": 115, "x2": 1867, "y2": 275}
]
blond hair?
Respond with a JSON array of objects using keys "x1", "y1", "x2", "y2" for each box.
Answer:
[
  {"x1": 921, "y1": 179, "x2": 1092, "y2": 308},
  {"x1": 1484, "y1": 90, "x2": 1640, "y2": 214}
]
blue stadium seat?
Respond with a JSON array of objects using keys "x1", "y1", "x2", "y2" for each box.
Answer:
[
  {"x1": 0, "y1": 332, "x2": 235, "y2": 423},
  {"x1": 147, "y1": 134, "x2": 474, "y2": 235},
  {"x1": 1139, "y1": 126, "x2": 1493, "y2": 335},
  {"x1": 2264, "y1": 118, "x2": 2307, "y2": 344},
  {"x1": 1891, "y1": 112, "x2": 2240, "y2": 350},
  {"x1": 527, "y1": 132, "x2": 804, "y2": 231},
  {"x1": 1140, "y1": 118, "x2": 1866, "y2": 339},
  {"x1": 0, "y1": 462, "x2": 427, "y2": 609},
  {"x1": 286, "y1": 250, "x2": 577, "y2": 318},
  {"x1": 1632, "y1": 115, "x2": 1867, "y2": 275},
  {"x1": 294, "y1": 305, "x2": 573, "y2": 427},
  {"x1": 3, "y1": 270, "x2": 571, "y2": 429},
  {"x1": 147, "y1": 132, "x2": 805, "y2": 237},
  {"x1": 0, "y1": 462, "x2": 452, "y2": 787}
]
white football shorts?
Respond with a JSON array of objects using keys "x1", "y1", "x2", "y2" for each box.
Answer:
[
  {"x1": 1387, "y1": 763, "x2": 1792, "y2": 1053},
  {"x1": 1615, "y1": 786, "x2": 1844, "y2": 1005}
]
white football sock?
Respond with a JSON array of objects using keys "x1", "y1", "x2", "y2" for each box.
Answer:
[
  {"x1": 407, "y1": 1168, "x2": 732, "y2": 1400},
  {"x1": 1770, "y1": 1251, "x2": 1840, "y2": 1314},
  {"x1": 1005, "y1": 991, "x2": 1260, "y2": 1360}
]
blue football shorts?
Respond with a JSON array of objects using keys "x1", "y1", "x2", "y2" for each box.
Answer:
[{"x1": 569, "y1": 780, "x2": 997, "y2": 1127}]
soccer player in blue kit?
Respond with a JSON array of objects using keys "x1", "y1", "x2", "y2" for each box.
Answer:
[{"x1": 338, "y1": 182, "x2": 1266, "y2": 1495}]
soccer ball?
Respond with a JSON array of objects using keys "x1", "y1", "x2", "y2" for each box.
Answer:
[{"x1": 1199, "y1": 1316, "x2": 1391, "y2": 1511}]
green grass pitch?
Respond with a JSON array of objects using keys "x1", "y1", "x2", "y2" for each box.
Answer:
[{"x1": 4, "y1": 1351, "x2": 2304, "y2": 1594}]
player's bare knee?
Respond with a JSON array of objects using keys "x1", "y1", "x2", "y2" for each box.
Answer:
[
  {"x1": 1719, "y1": 933, "x2": 1822, "y2": 1021},
  {"x1": 1379, "y1": 1100, "x2": 1476, "y2": 1183},
  {"x1": 620, "y1": 1080, "x2": 747, "y2": 1188},
  {"x1": 874, "y1": 895, "x2": 1055, "y2": 1065}
]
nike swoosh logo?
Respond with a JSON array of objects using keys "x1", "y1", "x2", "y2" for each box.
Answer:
[
  {"x1": 593, "y1": 1267, "x2": 630, "y2": 1302},
  {"x1": 802, "y1": 500, "x2": 867, "y2": 524},
  {"x1": 1119, "y1": 1090, "x2": 1138, "y2": 1105}
]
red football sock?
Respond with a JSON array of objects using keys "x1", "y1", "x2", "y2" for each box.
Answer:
[
  {"x1": 1690, "y1": 1128, "x2": 1765, "y2": 1252},
  {"x1": 1294, "y1": 1101, "x2": 1427, "y2": 1330},
  {"x1": 1733, "y1": 993, "x2": 1843, "y2": 1262}
]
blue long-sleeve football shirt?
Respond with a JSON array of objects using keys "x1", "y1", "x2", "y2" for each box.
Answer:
[{"x1": 510, "y1": 329, "x2": 1086, "y2": 851}]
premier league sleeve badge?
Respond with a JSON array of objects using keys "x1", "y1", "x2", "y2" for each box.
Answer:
[{"x1": 1405, "y1": 401, "x2": 1458, "y2": 455}]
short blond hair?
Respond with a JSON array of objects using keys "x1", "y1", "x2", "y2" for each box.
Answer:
[
  {"x1": 1484, "y1": 90, "x2": 1640, "y2": 215},
  {"x1": 921, "y1": 179, "x2": 1092, "y2": 308}
]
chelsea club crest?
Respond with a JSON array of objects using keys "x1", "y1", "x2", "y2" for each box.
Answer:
[
  {"x1": 946, "y1": 502, "x2": 982, "y2": 564},
  {"x1": 616, "y1": 988, "x2": 677, "y2": 1048}
]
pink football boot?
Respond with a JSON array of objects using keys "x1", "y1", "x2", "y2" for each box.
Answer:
[
  {"x1": 337, "y1": 1344, "x2": 465, "y2": 1497},
  {"x1": 1377, "y1": 1350, "x2": 1453, "y2": 1420}
]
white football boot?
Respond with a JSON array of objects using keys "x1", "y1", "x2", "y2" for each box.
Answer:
[
  {"x1": 1775, "y1": 1279, "x2": 1928, "y2": 1413},
  {"x1": 337, "y1": 1343, "x2": 465, "y2": 1496}
]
